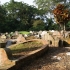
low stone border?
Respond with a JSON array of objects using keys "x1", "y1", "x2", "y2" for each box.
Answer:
[{"x1": 4, "y1": 39, "x2": 49, "y2": 70}]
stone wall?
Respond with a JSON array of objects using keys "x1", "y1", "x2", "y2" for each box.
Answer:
[{"x1": 8, "y1": 39, "x2": 49, "y2": 70}]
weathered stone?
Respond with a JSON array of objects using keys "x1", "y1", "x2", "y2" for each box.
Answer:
[
  {"x1": 16, "y1": 34, "x2": 26, "y2": 43},
  {"x1": 0, "y1": 48, "x2": 13, "y2": 66},
  {"x1": 1, "y1": 34, "x2": 6, "y2": 39},
  {"x1": 41, "y1": 31, "x2": 54, "y2": 46},
  {"x1": 29, "y1": 31, "x2": 33, "y2": 35},
  {"x1": 14, "y1": 31, "x2": 19, "y2": 36},
  {"x1": 53, "y1": 31, "x2": 61, "y2": 38}
]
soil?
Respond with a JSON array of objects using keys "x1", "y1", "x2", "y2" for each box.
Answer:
[
  {"x1": 12, "y1": 51, "x2": 32, "y2": 58},
  {"x1": 11, "y1": 40, "x2": 43, "y2": 58},
  {"x1": 21, "y1": 46, "x2": 70, "y2": 70}
]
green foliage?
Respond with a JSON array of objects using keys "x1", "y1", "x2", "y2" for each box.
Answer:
[
  {"x1": 1, "y1": 0, "x2": 40, "y2": 32},
  {"x1": 53, "y1": 4, "x2": 70, "y2": 25},
  {"x1": 9, "y1": 41, "x2": 43, "y2": 53},
  {"x1": 0, "y1": 5, "x2": 7, "y2": 32},
  {"x1": 52, "y1": 24, "x2": 60, "y2": 30},
  {"x1": 19, "y1": 31, "x2": 30, "y2": 35},
  {"x1": 1, "y1": 0, "x2": 68, "y2": 32},
  {"x1": 32, "y1": 20, "x2": 46, "y2": 31},
  {"x1": 53, "y1": 4, "x2": 70, "y2": 33},
  {"x1": 66, "y1": 21, "x2": 70, "y2": 30},
  {"x1": 34, "y1": 0, "x2": 70, "y2": 13}
]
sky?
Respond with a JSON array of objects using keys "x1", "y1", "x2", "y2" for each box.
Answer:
[{"x1": 0, "y1": 0, "x2": 34, "y2": 5}]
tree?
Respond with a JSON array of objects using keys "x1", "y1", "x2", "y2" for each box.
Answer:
[
  {"x1": 66, "y1": 21, "x2": 70, "y2": 30},
  {"x1": 34, "y1": 0, "x2": 70, "y2": 31},
  {"x1": 34, "y1": 0, "x2": 70, "y2": 13},
  {"x1": 32, "y1": 20, "x2": 46, "y2": 31},
  {"x1": 53, "y1": 4, "x2": 70, "y2": 37},
  {"x1": 3, "y1": 0, "x2": 40, "y2": 31},
  {"x1": 0, "y1": 5, "x2": 7, "y2": 32},
  {"x1": 45, "y1": 18, "x2": 54, "y2": 30}
]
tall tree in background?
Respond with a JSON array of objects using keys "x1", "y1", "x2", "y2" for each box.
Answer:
[
  {"x1": 53, "y1": 4, "x2": 70, "y2": 37},
  {"x1": 2, "y1": 0, "x2": 39, "y2": 31},
  {"x1": 34, "y1": 0, "x2": 70, "y2": 13},
  {"x1": 34, "y1": 0, "x2": 70, "y2": 30},
  {"x1": 0, "y1": 5, "x2": 7, "y2": 32},
  {"x1": 32, "y1": 19, "x2": 46, "y2": 31}
]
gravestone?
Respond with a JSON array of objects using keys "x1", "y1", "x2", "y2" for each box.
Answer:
[
  {"x1": 38, "y1": 30, "x2": 42, "y2": 35},
  {"x1": 24, "y1": 34, "x2": 28, "y2": 38},
  {"x1": 14, "y1": 31, "x2": 19, "y2": 36},
  {"x1": 0, "y1": 48, "x2": 14, "y2": 67},
  {"x1": 53, "y1": 31, "x2": 61, "y2": 38},
  {"x1": 29, "y1": 31, "x2": 33, "y2": 35},
  {"x1": 16, "y1": 34, "x2": 26, "y2": 43},
  {"x1": 52, "y1": 31, "x2": 62, "y2": 47},
  {"x1": 11, "y1": 31, "x2": 19, "y2": 39},
  {"x1": 41, "y1": 31, "x2": 47, "y2": 40},
  {"x1": 6, "y1": 34, "x2": 11, "y2": 39},
  {"x1": 0, "y1": 38, "x2": 7, "y2": 48},
  {"x1": 5, "y1": 32, "x2": 8, "y2": 35},
  {"x1": 10, "y1": 32, "x2": 14, "y2": 36},
  {"x1": 1, "y1": 34, "x2": 6, "y2": 39},
  {"x1": 38, "y1": 30, "x2": 42, "y2": 39},
  {"x1": 41, "y1": 31, "x2": 59, "y2": 46},
  {"x1": 65, "y1": 31, "x2": 70, "y2": 38}
]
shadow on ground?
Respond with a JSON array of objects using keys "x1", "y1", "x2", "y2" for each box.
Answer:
[{"x1": 18, "y1": 46, "x2": 70, "y2": 70}]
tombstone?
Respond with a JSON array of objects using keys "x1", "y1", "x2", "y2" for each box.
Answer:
[
  {"x1": 6, "y1": 34, "x2": 11, "y2": 39},
  {"x1": 0, "y1": 38, "x2": 7, "y2": 48},
  {"x1": 53, "y1": 31, "x2": 61, "y2": 38},
  {"x1": 5, "y1": 32, "x2": 9, "y2": 39},
  {"x1": 0, "y1": 48, "x2": 13, "y2": 67},
  {"x1": 38, "y1": 30, "x2": 42, "y2": 39},
  {"x1": 41, "y1": 31, "x2": 47, "y2": 40},
  {"x1": 29, "y1": 31, "x2": 33, "y2": 35},
  {"x1": 41, "y1": 31, "x2": 57, "y2": 46},
  {"x1": 16, "y1": 34, "x2": 26, "y2": 43},
  {"x1": 11, "y1": 31, "x2": 19, "y2": 39},
  {"x1": 1, "y1": 34, "x2": 6, "y2": 39},
  {"x1": 34, "y1": 34, "x2": 40, "y2": 39},
  {"x1": 38, "y1": 30, "x2": 42, "y2": 35},
  {"x1": 24, "y1": 34, "x2": 28, "y2": 38},
  {"x1": 49, "y1": 30, "x2": 54, "y2": 33},
  {"x1": 14, "y1": 31, "x2": 19, "y2": 36},
  {"x1": 45, "y1": 33, "x2": 55, "y2": 46},
  {"x1": 65, "y1": 31, "x2": 70, "y2": 38},
  {"x1": 10, "y1": 32, "x2": 14, "y2": 36}
]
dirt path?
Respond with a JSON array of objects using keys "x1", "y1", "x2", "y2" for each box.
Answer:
[{"x1": 21, "y1": 47, "x2": 70, "y2": 70}]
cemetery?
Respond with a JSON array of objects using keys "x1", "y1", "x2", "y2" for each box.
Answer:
[
  {"x1": 0, "y1": 30, "x2": 70, "y2": 70},
  {"x1": 0, "y1": 0, "x2": 70, "y2": 70},
  {"x1": 0, "y1": 32, "x2": 49, "y2": 69}
]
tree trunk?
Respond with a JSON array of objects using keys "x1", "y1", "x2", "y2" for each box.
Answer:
[{"x1": 63, "y1": 23, "x2": 65, "y2": 38}]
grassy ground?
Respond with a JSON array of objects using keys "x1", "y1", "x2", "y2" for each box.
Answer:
[
  {"x1": 19, "y1": 31, "x2": 30, "y2": 35},
  {"x1": 10, "y1": 41, "x2": 43, "y2": 54}
]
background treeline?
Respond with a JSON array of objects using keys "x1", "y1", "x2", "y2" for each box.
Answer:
[{"x1": 0, "y1": 0, "x2": 70, "y2": 33}]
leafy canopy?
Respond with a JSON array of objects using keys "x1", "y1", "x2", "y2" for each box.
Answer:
[
  {"x1": 53, "y1": 4, "x2": 70, "y2": 25},
  {"x1": 34, "y1": 0, "x2": 70, "y2": 13}
]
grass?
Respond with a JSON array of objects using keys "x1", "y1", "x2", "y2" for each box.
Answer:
[
  {"x1": 10, "y1": 41, "x2": 43, "y2": 54},
  {"x1": 19, "y1": 31, "x2": 30, "y2": 35}
]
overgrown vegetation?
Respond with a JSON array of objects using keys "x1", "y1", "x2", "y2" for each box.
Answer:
[
  {"x1": 0, "y1": 0, "x2": 70, "y2": 32},
  {"x1": 10, "y1": 41, "x2": 43, "y2": 53}
]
